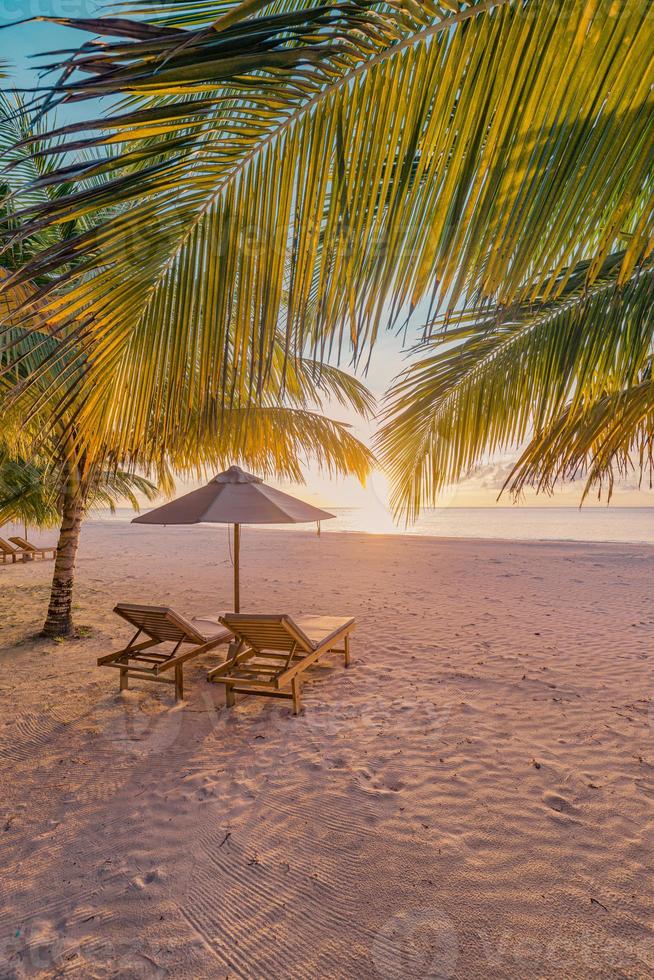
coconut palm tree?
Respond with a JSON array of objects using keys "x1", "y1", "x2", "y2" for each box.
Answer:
[
  {"x1": 2, "y1": 274, "x2": 374, "y2": 637},
  {"x1": 0, "y1": 93, "x2": 375, "y2": 635},
  {"x1": 2, "y1": 0, "x2": 653, "y2": 516},
  {"x1": 0, "y1": 422, "x2": 160, "y2": 637}
]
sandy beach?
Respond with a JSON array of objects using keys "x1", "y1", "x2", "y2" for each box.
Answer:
[{"x1": 1, "y1": 524, "x2": 653, "y2": 978}]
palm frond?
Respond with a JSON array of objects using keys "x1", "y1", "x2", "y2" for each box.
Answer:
[
  {"x1": 0, "y1": 452, "x2": 61, "y2": 528},
  {"x1": 0, "y1": 449, "x2": 159, "y2": 528},
  {"x1": 1, "y1": 314, "x2": 375, "y2": 487},
  {"x1": 85, "y1": 469, "x2": 159, "y2": 513},
  {"x1": 153, "y1": 404, "x2": 375, "y2": 482},
  {"x1": 1, "y1": 133, "x2": 376, "y2": 482},
  {"x1": 3, "y1": 0, "x2": 653, "y2": 448},
  {"x1": 507, "y1": 379, "x2": 654, "y2": 502},
  {"x1": 268, "y1": 347, "x2": 376, "y2": 416},
  {"x1": 376, "y1": 257, "x2": 654, "y2": 518}
]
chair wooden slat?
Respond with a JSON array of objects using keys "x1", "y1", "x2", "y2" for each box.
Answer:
[
  {"x1": 0, "y1": 538, "x2": 19, "y2": 563},
  {"x1": 8, "y1": 536, "x2": 56, "y2": 560},
  {"x1": 99, "y1": 604, "x2": 232, "y2": 703},
  {"x1": 209, "y1": 613, "x2": 355, "y2": 714}
]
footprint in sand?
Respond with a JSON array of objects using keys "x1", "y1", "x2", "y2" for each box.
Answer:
[
  {"x1": 131, "y1": 868, "x2": 167, "y2": 889},
  {"x1": 542, "y1": 789, "x2": 579, "y2": 816},
  {"x1": 370, "y1": 774, "x2": 405, "y2": 792}
]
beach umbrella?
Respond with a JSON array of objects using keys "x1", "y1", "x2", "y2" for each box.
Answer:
[{"x1": 132, "y1": 465, "x2": 334, "y2": 612}]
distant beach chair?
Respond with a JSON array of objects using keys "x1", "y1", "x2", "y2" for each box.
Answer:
[
  {"x1": 99, "y1": 603, "x2": 233, "y2": 702},
  {"x1": 8, "y1": 536, "x2": 57, "y2": 560},
  {"x1": 208, "y1": 613, "x2": 355, "y2": 714},
  {"x1": 0, "y1": 537, "x2": 22, "y2": 563}
]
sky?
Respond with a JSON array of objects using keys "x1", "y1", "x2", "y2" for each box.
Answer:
[{"x1": 4, "y1": 6, "x2": 653, "y2": 515}]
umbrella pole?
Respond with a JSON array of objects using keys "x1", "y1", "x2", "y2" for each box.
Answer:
[{"x1": 233, "y1": 523, "x2": 240, "y2": 613}]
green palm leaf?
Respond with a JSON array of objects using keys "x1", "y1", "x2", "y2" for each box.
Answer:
[
  {"x1": 0, "y1": 448, "x2": 159, "y2": 529},
  {"x1": 0, "y1": 453, "x2": 61, "y2": 528}
]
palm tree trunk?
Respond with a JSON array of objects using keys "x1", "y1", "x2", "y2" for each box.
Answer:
[{"x1": 42, "y1": 482, "x2": 84, "y2": 638}]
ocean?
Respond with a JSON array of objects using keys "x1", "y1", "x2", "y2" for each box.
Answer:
[{"x1": 87, "y1": 506, "x2": 654, "y2": 546}]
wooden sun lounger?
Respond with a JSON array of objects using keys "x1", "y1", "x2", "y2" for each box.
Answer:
[
  {"x1": 8, "y1": 536, "x2": 57, "y2": 560},
  {"x1": 0, "y1": 537, "x2": 23, "y2": 564},
  {"x1": 208, "y1": 613, "x2": 355, "y2": 714},
  {"x1": 99, "y1": 604, "x2": 232, "y2": 702}
]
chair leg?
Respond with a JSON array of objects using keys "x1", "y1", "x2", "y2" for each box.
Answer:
[
  {"x1": 225, "y1": 685, "x2": 236, "y2": 708},
  {"x1": 291, "y1": 677, "x2": 302, "y2": 715},
  {"x1": 119, "y1": 668, "x2": 128, "y2": 692},
  {"x1": 344, "y1": 634, "x2": 351, "y2": 668},
  {"x1": 174, "y1": 664, "x2": 184, "y2": 702}
]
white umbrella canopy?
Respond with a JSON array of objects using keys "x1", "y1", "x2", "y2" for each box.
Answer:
[{"x1": 133, "y1": 466, "x2": 334, "y2": 611}]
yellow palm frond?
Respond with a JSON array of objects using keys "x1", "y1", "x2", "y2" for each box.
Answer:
[
  {"x1": 377, "y1": 256, "x2": 654, "y2": 518},
  {"x1": 507, "y1": 380, "x2": 654, "y2": 502}
]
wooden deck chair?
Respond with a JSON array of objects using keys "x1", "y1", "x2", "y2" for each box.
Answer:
[
  {"x1": 8, "y1": 536, "x2": 56, "y2": 560},
  {"x1": 208, "y1": 613, "x2": 355, "y2": 714},
  {"x1": 98, "y1": 604, "x2": 232, "y2": 702},
  {"x1": 0, "y1": 538, "x2": 22, "y2": 563}
]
